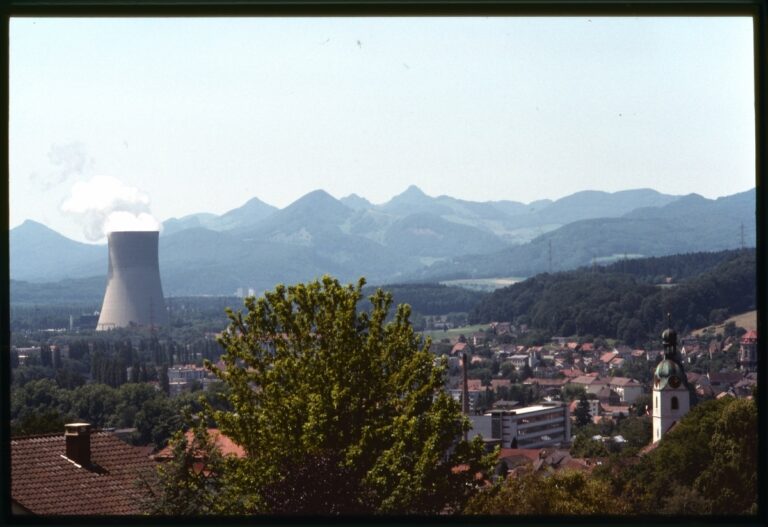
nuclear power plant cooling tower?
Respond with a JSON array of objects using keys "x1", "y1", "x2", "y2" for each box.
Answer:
[{"x1": 96, "y1": 231, "x2": 168, "y2": 330}]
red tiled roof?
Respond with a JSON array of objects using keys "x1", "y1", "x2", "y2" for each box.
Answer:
[
  {"x1": 523, "y1": 378, "x2": 567, "y2": 387},
  {"x1": 154, "y1": 428, "x2": 246, "y2": 461},
  {"x1": 498, "y1": 448, "x2": 542, "y2": 464},
  {"x1": 451, "y1": 342, "x2": 468, "y2": 354},
  {"x1": 608, "y1": 377, "x2": 640, "y2": 386},
  {"x1": 600, "y1": 352, "x2": 617, "y2": 363},
  {"x1": 465, "y1": 379, "x2": 484, "y2": 391},
  {"x1": 570, "y1": 375, "x2": 604, "y2": 385},
  {"x1": 12, "y1": 432, "x2": 156, "y2": 515},
  {"x1": 742, "y1": 330, "x2": 758, "y2": 342}
]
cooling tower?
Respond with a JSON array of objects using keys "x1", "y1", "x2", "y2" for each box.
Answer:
[{"x1": 96, "y1": 231, "x2": 168, "y2": 330}]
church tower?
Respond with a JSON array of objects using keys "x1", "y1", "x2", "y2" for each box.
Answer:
[{"x1": 652, "y1": 316, "x2": 690, "y2": 443}]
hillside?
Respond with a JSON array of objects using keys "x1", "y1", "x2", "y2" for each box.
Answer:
[
  {"x1": 692, "y1": 310, "x2": 757, "y2": 337},
  {"x1": 9, "y1": 220, "x2": 106, "y2": 282},
  {"x1": 10, "y1": 187, "x2": 754, "y2": 296},
  {"x1": 411, "y1": 189, "x2": 755, "y2": 281},
  {"x1": 469, "y1": 249, "x2": 756, "y2": 345}
]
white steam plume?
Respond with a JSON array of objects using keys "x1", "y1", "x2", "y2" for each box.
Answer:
[{"x1": 61, "y1": 175, "x2": 161, "y2": 241}]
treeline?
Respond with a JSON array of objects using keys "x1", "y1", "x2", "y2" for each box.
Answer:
[
  {"x1": 597, "y1": 248, "x2": 751, "y2": 283},
  {"x1": 11, "y1": 333, "x2": 230, "y2": 446},
  {"x1": 363, "y1": 282, "x2": 489, "y2": 316},
  {"x1": 10, "y1": 377, "x2": 232, "y2": 447},
  {"x1": 470, "y1": 250, "x2": 755, "y2": 345},
  {"x1": 11, "y1": 295, "x2": 239, "y2": 334}
]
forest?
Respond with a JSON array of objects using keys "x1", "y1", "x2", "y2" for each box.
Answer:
[{"x1": 469, "y1": 249, "x2": 755, "y2": 345}]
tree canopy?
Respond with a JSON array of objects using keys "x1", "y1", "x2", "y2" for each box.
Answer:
[
  {"x1": 196, "y1": 276, "x2": 494, "y2": 514},
  {"x1": 470, "y1": 250, "x2": 755, "y2": 345}
]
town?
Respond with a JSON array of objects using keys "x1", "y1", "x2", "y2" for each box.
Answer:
[{"x1": 9, "y1": 294, "x2": 758, "y2": 515}]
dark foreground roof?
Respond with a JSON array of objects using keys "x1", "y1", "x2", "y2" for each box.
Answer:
[{"x1": 12, "y1": 431, "x2": 156, "y2": 515}]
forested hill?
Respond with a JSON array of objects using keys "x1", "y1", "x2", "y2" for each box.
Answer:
[
  {"x1": 597, "y1": 249, "x2": 752, "y2": 283},
  {"x1": 469, "y1": 249, "x2": 755, "y2": 345}
]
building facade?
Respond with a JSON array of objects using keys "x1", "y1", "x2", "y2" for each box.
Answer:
[{"x1": 469, "y1": 403, "x2": 571, "y2": 449}]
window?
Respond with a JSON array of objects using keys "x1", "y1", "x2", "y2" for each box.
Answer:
[{"x1": 671, "y1": 396, "x2": 679, "y2": 410}]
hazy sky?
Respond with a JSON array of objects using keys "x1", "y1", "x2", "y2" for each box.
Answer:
[{"x1": 10, "y1": 16, "x2": 755, "y2": 243}]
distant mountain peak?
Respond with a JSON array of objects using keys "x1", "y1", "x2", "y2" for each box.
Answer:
[
  {"x1": 340, "y1": 193, "x2": 373, "y2": 211},
  {"x1": 280, "y1": 189, "x2": 352, "y2": 217},
  {"x1": 401, "y1": 184, "x2": 428, "y2": 197},
  {"x1": 385, "y1": 185, "x2": 433, "y2": 207},
  {"x1": 16, "y1": 219, "x2": 48, "y2": 230},
  {"x1": 293, "y1": 189, "x2": 340, "y2": 205},
  {"x1": 240, "y1": 196, "x2": 273, "y2": 208}
]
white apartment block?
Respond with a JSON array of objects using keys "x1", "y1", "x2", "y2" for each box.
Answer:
[{"x1": 469, "y1": 403, "x2": 571, "y2": 449}]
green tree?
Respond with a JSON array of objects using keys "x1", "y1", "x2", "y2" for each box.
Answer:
[
  {"x1": 562, "y1": 384, "x2": 586, "y2": 402},
  {"x1": 573, "y1": 393, "x2": 592, "y2": 428},
  {"x1": 140, "y1": 422, "x2": 230, "y2": 515},
  {"x1": 614, "y1": 397, "x2": 757, "y2": 515},
  {"x1": 198, "y1": 276, "x2": 494, "y2": 514},
  {"x1": 694, "y1": 398, "x2": 757, "y2": 514},
  {"x1": 160, "y1": 365, "x2": 170, "y2": 395},
  {"x1": 134, "y1": 397, "x2": 183, "y2": 447},
  {"x1": 464, "y1": 467, "x2": 629, "y2": 515},
  {"x1": 616, "y1": 416, "x2": 651, "y2": 448},
  {"x1": 40, "y1": 344, "x2": 52, "y2": 368}
]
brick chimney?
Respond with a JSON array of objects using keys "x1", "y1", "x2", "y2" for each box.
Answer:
[{"x1": 65, "y1": 423, "x2": 91, "y2": 466}]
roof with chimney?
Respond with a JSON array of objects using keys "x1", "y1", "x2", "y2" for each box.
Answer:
[{"x1": 11, "y1": 430, "x2": 156, "y2": 515}]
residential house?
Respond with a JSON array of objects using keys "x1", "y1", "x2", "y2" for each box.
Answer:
[
  {"x1": 568, "y1": 375, "x2": 608, "y2": 396},
  {"x1": 451, "y1": 342, "x2": 469, "y2": 356},
  {"x1": 11, "y1": 423, "x2": 155, "y2": 515},
  {"x1": 708, "y1": 372, "x2": 744, "y2": 395},
  {"x1": 568, "y1": 398, "x2": 601, "y2": 420},
  {"x1": 472, "y1": 332, "x2": 487, "y2": 347},
  {"x1": 607, "y1": 377, "x2": 643, "y2": 405},
  {"x1": 490, "y1": 379, "x2": 512, "y2": 391},
  {"x1": 491, "y1": 322, "x2": 513, "y2": 336}
]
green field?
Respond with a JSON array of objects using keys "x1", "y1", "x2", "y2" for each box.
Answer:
[
  {"x1": 439, "y1": 277, "x2": 525, "y2": 292},
  {"x1": 419, "y1": 323, "x2": 490, "y2": 341}
]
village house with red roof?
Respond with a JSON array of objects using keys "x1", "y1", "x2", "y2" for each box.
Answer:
[{"x1": 11, "y1": 423, "x2": 156, "y2": 515}]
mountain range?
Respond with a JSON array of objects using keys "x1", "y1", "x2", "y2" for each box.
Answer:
[{"x1": 10, "y1": 186, "x2": 756, "y2": 298}]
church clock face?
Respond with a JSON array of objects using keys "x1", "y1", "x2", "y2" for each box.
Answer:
[{"x1": 668, "y1": 375, "x2": 681, "y2": 388}]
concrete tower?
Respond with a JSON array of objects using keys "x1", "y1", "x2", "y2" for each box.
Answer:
[
  {"x1": 96, "y1": 231, "x2": 168, "y2": 330},
  {"x1": 652, "y1": 316, "x2": 690, "y2": 443}
]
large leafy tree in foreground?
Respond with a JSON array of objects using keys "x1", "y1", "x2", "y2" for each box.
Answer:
[{"x1": 202, "y1": 276, "x2": 494, "y2": 514}]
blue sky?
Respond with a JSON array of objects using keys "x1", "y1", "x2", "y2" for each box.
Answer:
[{"x1": 9, "y1": 16, "x2": 755, "y2": 242}]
